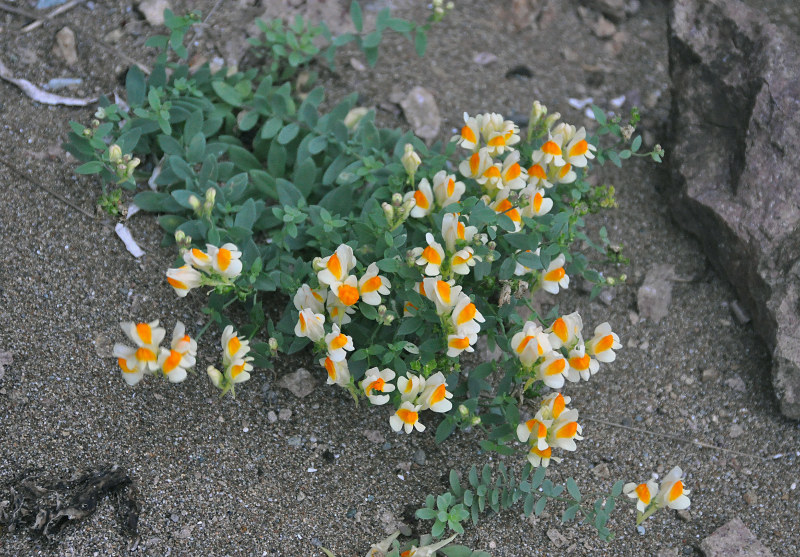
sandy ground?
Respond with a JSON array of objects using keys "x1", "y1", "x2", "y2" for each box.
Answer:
[{"x1": 1, "y1": 1, "x2": 799, "y2": 556}]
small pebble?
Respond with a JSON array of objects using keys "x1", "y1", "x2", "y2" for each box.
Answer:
[
  {"x1": 278, "y1": 408, "x2": 292, "y2": 420},
  {"x1": 381, "y1": 442, "x2": 392, "y2": 450},
  {"x1": 287, "y1": 435, "x2": 302, "y2": 447},
  {"x1": 637, "y1": 525, "x2": 646, "y2": 535},
  {"x1": 267, "y1": 411, "x2": 278, "y2": 423}
]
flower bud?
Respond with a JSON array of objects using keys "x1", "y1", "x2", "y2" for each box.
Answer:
[
  {"x1": 378, "y1": 304, "x2": 387, "y2": 317},
  {"x1": 392, "y1": 193, "x2": 403, "y2": 206},
  {"x1": 401, "y1": 197, "x2": 417, "y2": 216},
  {"x1": 344, "y1": 107, "x2": 369, "y2": 129},
  {"x1": 91, "y1": 119, "x2": 101, "y2": 128},
  {"x1": 94, "y1": 107, "x2": 107, "y2": 119},
  {"x1": 108, "y1": 144, "x2": 122, "y2": 163},
  {"x1": 207, "y1": 365, "x2": 223, "y2": 389},
  {"x1": 126, "y1": 157, "x2": 140, "y2": 176},
  {"x1": 470, "y1": 416, "x2": 481, "y2": 426},
  {"x1": 382, "y1": 202, "x2": 395, "y2": 223},
  {"x1": 82, "y1": 128, "x2": 93, "y2": 138},
  {"x1": 544, "y1": 112, "x2": 561, "y2": 131},
  {"x1": 383, "y1": 314, "x2": 394, "y2": 325},
  {"x1": 268, "y1": 337, "x2": 279, "y2": 355},
  {"x1": 621, "y1": 124, "x2": 635, "y2": 141},
  {"x1": 188, "y1": 195, "x2": 202, "y2": 212},
  {"x1": 401, "y1": 143, "x2": 421, "y2": 177},
  {"x1": 312, "y1": 257, "x2": 325, "y2": 272},
  {"x1": 458, "y1": 404, "x2": 469, "y2": 418},
  {"x1": 204, "y1": 187, "x2": 216, "y2": 206}
]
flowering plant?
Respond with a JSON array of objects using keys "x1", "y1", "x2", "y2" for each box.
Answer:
[{"x1": 79, "y1": 1, "x2": 685, "y2": 549}]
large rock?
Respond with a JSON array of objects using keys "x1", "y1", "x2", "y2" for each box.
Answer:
[{"x1": 667, "y1": 0, "x2": 800, "y2": 418}]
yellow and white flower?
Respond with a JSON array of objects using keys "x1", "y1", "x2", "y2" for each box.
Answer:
[
  {"x1": 432, "y1": 170, "x2": 465, "y2": 207},
  {"x1": 331, "y1": 274, "x2": 361, "y2": 307},
  {"x1": 656, "y1": 466, "x2": 691, "y2": 510},
  {"x1": 624, "y1": 480, "x2": 659, "y2": 514},
  {"x1": 490, "y1": 197, "x2": 523, "y2": 232},
  {"x1": 526, "y1": 445, "x2": 560, "y2": 468},
  {"x1": 157, "y1": 321, "x2": 196, "y2": 383},
  {"x1": 510, "y1": 321, "x2": 552, "y2": 368},
  {"x1": 458, "y1": 147, "x2": 492, "y2": 181},
  {"x1": 541, "y1": 253, "x2": 569, "y2": 294},
  {"x1": 455, "y1": 113, "x2": 481, "y2": 151},
  {"x1": 446, "y1": 332, "x2": 477, "y2": 357},
  {"x1": 451, "y1": 247, "x2": 479, "y2": 275},
  {"x1": 441, "y1": 213, "x2": 477, "y2": 253},
  {"x1": 422, "y1": 277, "x2": 462, "y2": 315},
  {"x1": 563, "y1": 127, "x2": 596, "y2": 168},
  {"x1": 479, "y1": 113, "x2": 520, "y2": 156},
  {"x1": 295, "y1": 307, "x2": 326, "y2": 342},
  {"x1": 114, "y1": 320, "x2": 165, "y2": 376},
  {"x1": 206, "y1": 243, "x2": 243, "y2": 279},
  {"x1": 317, "y1": 244, "x2": 357, "y2": 287},
  {"x1": 532, "y1": 134, "x2": 565, "y2": 167},
  {"x1": 498, "y1": 150, "x2": 527, "y2": 191},
  {"x1": 404, "y1": 178, "x2": 434, "y2": 218},
  {"x1": 585, "y1": 322, "x2": 621, "y2": 362},
  {"x1": 513, "y1": 250, "x2": 537, "y2": 277},
  {"x1": 527, "y1": 162, "x2": 554, "y2": 190},
  {"x1": 521, "y1": 187, "x2": 553, "y2": 218},
  {"x1": 166, "y1": 265, "x2": 202, "y2": 297},
  {"x1": 450, "y1": 292, "x2": 485, "y2": 335},
  {"x1": 221, "y1": 325, "x2": 250, "y2": 367},
  {"x1": 390, "y1": 401, "x2": 425, "y2": 434},
  {"x1": 546, "y1": 408, "x2": 583, "y2": 451},
  {"x1": 361, "y1": 367, "x2": 396, "y2": 405},
  {"x1": 293, "y1": 283, "x2": 326, "y2": 314},
  {"x1": 413, "y1": 233, "x2": 446, "y2": 276},
  {"x1": 517, "y1": 416, "x2": 550, "y2": 451},
  {"x1": 326, "y1": 290, "x2": 356, "y2": 326},
  {"x1": 547, "y1": 312, "x2": 583, "y2": 350},
  {"x1": 550, "y1": 161, "x2": 577, "y2": 184},
  {"x1": 183, "y1": 246, "x2": 214, "y2": 271},
  {"x1": 397, "y1": 372, "x2": 426, "y2": 403},
  {"x1": 320, "y1": 354, "x2": 350, "y2": 387},
  {"x1": 358, "y1": 262, "x2": 391, "y2": 306},
  {"x1": 538, "y1": 392, "x2": 570, "y2": 421},
  {"x1": 536, "y1": 352, "x2": 568, "y2": 389},
  {"x1": 566, "y1": 345, "x2": 599, "y2": 382},
  {"x1": 417, "y1": 372, "x2": 453, "y2": 413},
  {"x1": 325, "y1": 324, "x2": 354, "y2": 362}
]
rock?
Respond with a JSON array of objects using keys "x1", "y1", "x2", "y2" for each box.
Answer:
[
  {"x1": 590, "y1": 462, "x2": 610, "y2": 479},
  {"x1": 700, "y1": 517, "x2": 774, "y2": 557},
  {"x1": 473, "y1": 52, "x2": 498, "y2": 65},
  {"x1": 702, "y1": 367, "x2": 720, "y2": 382},
  {"x1": 278, "y1": 408, "x2": 292, "y2": 420},
  {"x1": 729, "y1": 424, "x2": 744, "y2": 438},
  {"x1": 137, "y1": 0, "x2": 170, "y2": 26},
  {"x1": 579, "y1": 0, "x2": 629, "y2": 21},
  {"x1": 53, "y1": 27, "x2": 78, "y2": 66},
  {"x1": 725, "y1": 376, "x2": 747, "y2": 393},
  {"x1": 592, "y1": 15, "x2": 617, "y2": 39},
  {"x1": 278, "y1": 368, "x2": 316, "y2": 398},
  {"x1": 399, "y1": 86, "x2": 441, "y2": 142},
  {"x1": 546, "y1": 528, "x2": 568, "y2": 547},
  {"x1": 677, "y1": 509, "x2": 692, "y2": 522},
  {"x1": 0, "y1": 350, "x2": 10, "y2": 382},
  {"x1": 363, "y1": 429, "x2": 385, "y2": 444},
  {"x1": 730, "y1": 300, "x2": 751, "y2": 325},
  {"x1": 267, "y1": 410, "x2": 278, "y2": 423},
  {"x1": 637, "y1": 264, "x2": 675, "y2": 323},
  {"x1": 743, "y1": 490, "x2": 758, "y2": 506},
  {"x1": 412, "y1": 448, "x2": 426, "y2": 466},
  {"x1": 668, "y1": 0, "x2": 800, "y2": 419}
]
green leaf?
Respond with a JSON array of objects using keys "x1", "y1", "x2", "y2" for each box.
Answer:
[
  {"x1": 416, "y1": 508, "x2": 437, "y2": 520},
  {"x1": 566, "y1": 478, "x2": 581, "y2": 502},
  {"x1": 211, "y1": 81, "x2": 245, "y2": 107},
  {"x1": 523, "y1": 492, "x2": 534, "y2": 516},
  {"x1": 116, "y1": 128, "x2": 142, "y2": 153},
  {"x1": 561, "y1": 504, "x2": 580, "y2": 523},
  {"x1": 630, "y1": 135, "x2": 642, "y2": 152},
  {"x1": 75, "y1": 161, "x2": 104, "y2": 174},
  {"x1": 125, "y1": 66, "x2": 146, "y2": 107},
  {"x1": 611, "y1": 480, "x2": 624, "y2": 497},
  {"x1": 238, "y1": 110, "x2": 260, "y2": 132},
  {"x1": 591, "y1": 104, "x2": 607, "y2": 125},
  {"x1": 187, "y1": 132, "x2": 206, "y2": 164},
  {"x1": 414, "y1": 30, "x2": 428, "y2": 57},
  {"x1": 277, "y1": 123, "x2": 300, "y2": 144},
  {"x1": 228, "y1": 145, "x2": 263, "y2": 172},
  {"x1": 308, "y1": 135, "x2": 328, "y2": 155},
  {"x1": 276, "y1": 179, "x2": 304, "y2": 207},
  {"x1": 235, "y1": 198, "x2": 257, "y2": 230},
  {"x1": 534, "y1": 497, "x2": 547, "y2": 516},
  {"x1": 157, "y1": 134, "x2": 183, "y2": 156},
  {"x1": 268, "y1": 142, "x2": 286, "y2": 176},
  {"x1": 350, "y1": 0, "x2": 363, "y2": 32},
  {"x1": 260, "y1": 117, "x2": 283, "y2": 139},
  {"x1": 133, "y1": 191, "x2": 183, "y2": 213},
  {"x1": 449, "y1": 470, "x2": 462, "y2": 495}
]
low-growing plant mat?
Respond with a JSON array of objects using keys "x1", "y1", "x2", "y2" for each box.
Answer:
[{"x1": 0, "y1": 1, "x2": 798, "y2": 555}]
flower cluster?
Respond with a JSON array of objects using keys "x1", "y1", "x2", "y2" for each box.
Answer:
[
  {"x1": 516, "y1": 393, "x2": 583, "y2": 467},
  {"x1": 207, "y1": 325, "x2": 254, "y2": 397},
  {"x1": 113, "y1": 320, "x2": 196, "y2": 385},
  {"x1": 624, "y1": 466, "x2": 691, "y2": 524},
  {"x1": 166, "y1": 242, "x2": 243, "y2": 297},
  {"x1": 511, "y1": 312, "x2": 620, "y2": 390}
]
